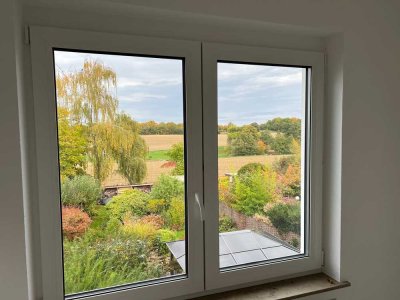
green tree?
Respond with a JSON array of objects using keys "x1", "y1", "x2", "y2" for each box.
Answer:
[
  {"x1": 57, "y1": 108, "x2": 88, "y2": 180},
  {"x1": 227, "y1": 125, "x2": 260, "y2": 156},
  {"x1": 167, "y1": 142, "x2": 184, "y2": 175},
  {"x1": 260, "y1": 130, "x2": 274, "y2": 147},
  {"x1": 150, "y1": 174, "x2": 184, "y2": 202},
  {"x1": 233, "y1": 166, "x2": 277, "y2": 216},
  {"x1": 139, "y1": 121, "x2": 183, "y2": 135},
  {"x1": 260, "y1": 117, "x2": 301, "y2": 140},
  {"x1": 270, "y1": 133, "x2": 293, "y2": 154}
]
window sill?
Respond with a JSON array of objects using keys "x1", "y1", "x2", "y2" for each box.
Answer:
[{"x1": 193, "y1": 273, "x2": 350, "y2": 300}]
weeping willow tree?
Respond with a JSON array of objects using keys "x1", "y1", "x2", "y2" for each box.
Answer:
[
  {"x1": 56, "y1": 59, "x2": 147, "y2": 183},
  {"x1": 113, "y1": 113, "x2": 147, "y2": 184}
]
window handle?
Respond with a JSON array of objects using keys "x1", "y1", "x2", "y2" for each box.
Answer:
[{"x1": 195, "y1": 193, "x2": 205, "y2": 222}]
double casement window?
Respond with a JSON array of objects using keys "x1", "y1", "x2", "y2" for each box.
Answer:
[{"x1": 30, "y1": 27, "x2": 324, "y2": 300}]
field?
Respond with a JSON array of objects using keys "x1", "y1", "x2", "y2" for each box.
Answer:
[
  {"x1": 99, "y1": 133, "x2": 287, "y2": 186},
  {"x1": 142, "y1": 135, "x2": 184, "y2": 151}
]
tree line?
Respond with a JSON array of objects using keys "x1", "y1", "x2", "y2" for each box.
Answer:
[
  {"x1": 224, "y1": 118, "x2": 301, "y2": 156},
  {"x1": 139, "y1": 121, "x2": 183, "y2": 135}
]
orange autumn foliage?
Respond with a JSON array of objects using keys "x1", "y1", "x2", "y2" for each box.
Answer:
[{"x1": 62, "y1": 207, "x2": 92, "y2": 240}]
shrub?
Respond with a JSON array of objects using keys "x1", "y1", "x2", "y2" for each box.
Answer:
[
  {"x1": 138, "y1": 214, "x2": 165, "y2": 230},
  {"x1": 61, "y1": 175, "x2": 102, "y2": 214},
  {"x1": 150, "y1": 174, "x2": 184, "y2": 202},
  {"x1": 290, "y1": 237, "x2": 300, "y2": 248},
  {"x1": 265, "y1": 202, "x2": 301, "y2": 234},
  {"x1": 233, "y1": 166, "x2": 278, "y2": 216},
  {"x1": 107, "y1": 189, "x2": 150, "y2": 221},
  {"x1": 62, "y1": 207, "x2": 92, "y2": 240},
  {"x1": 164, "y1": 198, "x2": 185, "y2": 230},
  {"x1": 157, "y1": 229, "x2": 180, "y2": 242},
  {"x1": 219, "y1": 216, "x2": 237, "y2": 232},
  {"x1": 237, "y1": 162, "x2": 266, "y2": 176},
  {"x1": 218, "y1": 177, "x2": 235, "y2": 204},
  {"x1": 272, "y1": 156, "x2": 294, "y2": 175},
  {"x1": 147, "y1": 199, "x2": 167, "y2": 214}
]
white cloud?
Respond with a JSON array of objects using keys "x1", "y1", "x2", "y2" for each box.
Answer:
[
  {"x1": 117, "y1": 77, "x2": 181, "y2": 88},
  {"x1": 119, "y1": 92, "x2": 167, "y2": 103}
]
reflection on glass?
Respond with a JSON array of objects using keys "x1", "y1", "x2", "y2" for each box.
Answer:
[
  {"x1": 54, "y1": 51, "x2": 186, "y2": 294},
  {"x1": 217, "y1": 62, "x2": 306, "y2": 268}
]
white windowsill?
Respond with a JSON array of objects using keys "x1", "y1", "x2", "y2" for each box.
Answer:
[{"x1": 192, "y1": 273, "x2": 350, "y2": 300}]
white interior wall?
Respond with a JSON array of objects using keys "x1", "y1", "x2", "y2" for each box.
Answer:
[
  {"x1": 2, "y1": 0, "x2": 400, "y2": 299},
  {"x1": 323, "y1": 33, "x2": 343, "y2": 282}
]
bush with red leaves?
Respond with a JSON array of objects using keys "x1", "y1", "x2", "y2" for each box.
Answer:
[{"x1": 62, "y1": 207, "x2": 92, "y2": 240}]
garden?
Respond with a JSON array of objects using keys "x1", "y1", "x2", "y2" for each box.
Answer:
[
  {"x1": 61, "y1": 174, "x2": 186, "y2": 294},
  {"x1": 55, "y1": 56, "x2": 303, "y2": 294}
]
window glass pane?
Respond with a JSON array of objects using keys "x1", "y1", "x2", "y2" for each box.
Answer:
[
  {"x1": 217, "y1": 62, "x2": 306, "y2": 269},
  {"x1": 54, "y1": 50, "x2": 186, "y2": 295}
]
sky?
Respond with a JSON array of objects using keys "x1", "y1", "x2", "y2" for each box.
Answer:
[{"x1": 54, "y1": 50, "x2": 304, "y2": 125}]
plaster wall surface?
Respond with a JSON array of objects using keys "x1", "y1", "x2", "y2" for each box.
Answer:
[{"x1": 2, "y1": 1, "x2": 400, "y2": 299}]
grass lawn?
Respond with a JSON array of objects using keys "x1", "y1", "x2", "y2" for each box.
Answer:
[
  {"x1": 147, "y1": 150, "x2": 169, "y2": 160},
  {"x1": 218, "y1": 146, "x2": 230, "y2": 158},
  {"x1": 147, "y1": 146, "x2": 230, "y2": 161}
]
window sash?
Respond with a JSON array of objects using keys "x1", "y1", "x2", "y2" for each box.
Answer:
[
  {"x1": 202, "y1": 42, "x2": 324, "y2": 290},
  {"x1": 30, "y1": 26, "x2": 204, "y2": 300}
]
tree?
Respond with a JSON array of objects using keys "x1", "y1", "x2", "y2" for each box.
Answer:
[
  {"x1": 260, "y1": 130, "x2": 274, "y2": 147},
  {"x1": 56, "y1": 59, "x2": 118, "y2": 181},
  {"x1": 270, "y1": 133, "x2": 293, "y2": 154},
  {"x1": 139, "y1": 121, "x2": 183, "y2": 135},
  {"x1": 57, "y1": 107, "x2": 88, "y2": 180},
  {"x1": 281, "y1": 164, "x2": 301, "y2": 197},
  {"x1": 113, "y1": 113, "x2": 147, "y2": 184},
  {"x1": 150, "y1": 174, "x2": 184, "y2": 202},
  {"x1": 167, "y1": 142, "x2": 184, "y2": 175},
  {"x1": 56, "y1": 59, "x2": 147, "y2": 182},
  {"x1": 56, "y1": 60, "x2": 118, "y2": 125},
  {"x1": 260, "y1": 117, "x2": 301, "y2": 140},
  {"x1": 281, "y1": 139, "x2": 301, "y2": 197},
  {"x1": 227, "y1": 125, "x2": 260, "y2": 156}
]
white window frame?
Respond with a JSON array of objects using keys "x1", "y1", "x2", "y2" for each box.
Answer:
[
  {"x1": 30, "y1": 26, "x2": 204, "y2": 300},
  {"x1": 202, "y1": 42, "x2": 324, "y2": 291},
  {"x1": 30, "y1": 26, "x2": 324, "y2": 300}
]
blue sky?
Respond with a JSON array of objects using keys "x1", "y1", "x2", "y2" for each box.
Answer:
[{"x1": 54, "y1": 51, "x2": 304, "y2": 125}]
